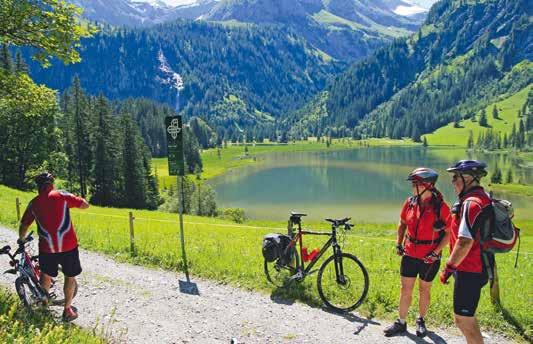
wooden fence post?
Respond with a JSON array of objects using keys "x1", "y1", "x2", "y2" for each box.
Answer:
[
  {"x1": 490, "y1": 262, "x2": 501, "y2": 306},
  {"x1": 129, "y1": 212, "x2": 136, "y2": 256},
  {"x1": 15, "y1": 197, "x2": 21, "y2": 222}
]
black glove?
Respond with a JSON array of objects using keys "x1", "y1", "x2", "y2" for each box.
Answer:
[
  {"x1": 17, "y1": 238, "x2": 25, "y2": 246},
  {"x1": 396, "y1": 244, "x2": 405, "y2": 256}
]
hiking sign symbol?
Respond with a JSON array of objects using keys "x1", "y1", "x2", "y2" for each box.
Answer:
[{"x1": 167, "y1": 119, "x2": 181, "y2": 140}]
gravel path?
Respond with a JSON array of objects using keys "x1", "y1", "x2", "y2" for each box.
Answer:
[{"x1": 0, "y1": 226, "x2": 517, "y2": 344}]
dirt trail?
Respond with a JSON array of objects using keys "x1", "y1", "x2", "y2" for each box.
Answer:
[{"x1": 0, "y1": 226, "x2": 517, "y2": 343}]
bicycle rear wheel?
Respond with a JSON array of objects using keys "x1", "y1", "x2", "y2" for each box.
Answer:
[
  {"x1": 317, "y1": 253, "x2": 369, "y2": 312},
  {"x1": 264, "y1": 250, "x2": 299, "y2": 288}
]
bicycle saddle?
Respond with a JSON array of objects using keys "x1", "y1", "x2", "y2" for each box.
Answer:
[
  {"x1": 290, "y1": 211, "x2": 307, "y2": 217},
  {"x1": 325, "y1": 217, "x2": 351, "y2": 226}
]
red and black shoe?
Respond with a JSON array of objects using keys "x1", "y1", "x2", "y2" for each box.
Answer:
[{"x1": 62, "y1": 306, "x2": 78, "y2": 322}]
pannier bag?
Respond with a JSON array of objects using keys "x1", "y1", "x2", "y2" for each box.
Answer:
[{"x1": 262, "y1": 233, "x2": 292, "y2": 263}]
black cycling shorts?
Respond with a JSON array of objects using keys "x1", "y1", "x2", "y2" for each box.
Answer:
[
  {"x1": 39, "y1": 247, "x2": 82, "y2": 278},
  {"x1": 400, "y1": 255, "x2": 440, "y2": 282},
  {"x1": 453, "y1": 271, "x2": 488, "y2": 317}
]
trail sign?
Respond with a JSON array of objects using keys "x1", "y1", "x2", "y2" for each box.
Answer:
[{"x1": 165, "y1": 116, "x2": 185, "y2": 176}]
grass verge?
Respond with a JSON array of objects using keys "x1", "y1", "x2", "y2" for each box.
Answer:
[{"x1": 0, "y1": 287, "x2": 104, "y2": 343}]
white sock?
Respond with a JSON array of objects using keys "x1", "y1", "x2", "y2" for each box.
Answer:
[{"x1": 399, "y1": 319, "x2": 406, "y2": 324}]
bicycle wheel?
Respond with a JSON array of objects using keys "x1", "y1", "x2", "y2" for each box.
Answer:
[
  {"x1": 264, "y1": 250, "x2": 299, "y2": 288},
  {"x1": 317, "y1": 253, "x2": 369, "y2": 312},
  {"x1": 15, "y1": 277, "x2": 41, "y2": 308}
]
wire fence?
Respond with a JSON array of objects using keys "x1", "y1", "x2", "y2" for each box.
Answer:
[{"x1": 0, "y1": 197, "x2": 530, "y2": 256}]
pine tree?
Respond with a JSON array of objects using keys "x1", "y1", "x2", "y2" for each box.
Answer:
[
  {"x1": 492, "y1": 105, "x2": 499, "y2": 119},
  {"x1": 122, "y1": 115, "x2": 147, "y2": 208},
  {"x1": 91, "y1": 95, "x2": 121, "y2": 206},
  {"x1": 0, "y1": 44, "x2": 13, "y2": 72},
  {"x1": 467, "y1": 131, "x2": 474, "y2": 149},
  {"x1": 491, "y1": 164, "x2": 502, "y2": 184},
  {"x1": 14, "y1": 51, "x2": 28, "y2": 74},
  {"x1": 506, "y1": 170, "x2": 513, "y2": 184},
  {"x1": 479, "y1": 109, "x2": 488, "y2": 127},
  {"x1": 68, "y1": 76, "x2": 94, "y2": 198}
]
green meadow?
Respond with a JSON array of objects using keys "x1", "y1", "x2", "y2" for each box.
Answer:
[
  {"x1": 0, "y1": 185, "x2": 530, "y2": 341},
  {"x1": 424, "y1": 85, "x2": 531, "y2": 147}
]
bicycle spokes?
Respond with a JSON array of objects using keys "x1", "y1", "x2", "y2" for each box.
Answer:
[{"x1": 317, "y1": 253, "x2": 369, "y2": 312}]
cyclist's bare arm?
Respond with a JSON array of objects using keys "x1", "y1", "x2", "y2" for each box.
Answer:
[
  {"x1": 79, "y1": 199, "x2": 90, "y2": 209},
  {"x1": 446, "y1": 237, "x2": 473, "y2": 267},
  {"x1": 396, "y1": 221, "x2": 407, "y2": 246},
  {"x1": 18, "y1": 222, "x2": 31, "y2": 241}
]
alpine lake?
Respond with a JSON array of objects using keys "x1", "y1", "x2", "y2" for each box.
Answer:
[{"x1": 209, "y1": 146, "x2": 533, "y2": 222}]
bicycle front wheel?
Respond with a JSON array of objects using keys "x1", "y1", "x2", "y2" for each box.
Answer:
[
  {"x1": 317, "y1": 253, "x2": 369, "y2": 312},
  {"x1": 15, "y1": 277, "x2": 42, "y2": 308}
]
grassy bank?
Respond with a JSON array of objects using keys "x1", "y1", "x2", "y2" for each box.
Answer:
[
  {"x1": 424, "y1": 85, "x2": 531, "y2": 147},
  {"x1": 0, "y1": 185, "x2": 530, "y2": 341},
  {"x1": 0, "y1": 287, "x2": 104, "y2": 343},
  {"x1": 153, "y1": 138, "x2": 416, "y2": 187}
]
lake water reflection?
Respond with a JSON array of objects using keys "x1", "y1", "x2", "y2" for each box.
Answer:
[{"x1": 210, "y1": 147, "x2": 532, "y2": 222}]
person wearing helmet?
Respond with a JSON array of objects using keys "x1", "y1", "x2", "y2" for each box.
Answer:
[
  {"x1": 384, "y1": 167, "x2": 451, "y2": 338},
  {"x1": 440, "y1": 160, "x2": 492, "y2": 344},
  {"x1": 18, "y1": 172, "x2": 89, "y2": 322}
]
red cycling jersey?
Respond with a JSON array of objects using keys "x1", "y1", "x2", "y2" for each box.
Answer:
[
  {"x1": 449, "y1": 186, "x2": 492, "y2": 273},
  {"x1": 21, "y1": 185, "x2": 85, "y2": 254},
  {"x1": 400, "y1": 197, "x2": 451, "y2": 259}
]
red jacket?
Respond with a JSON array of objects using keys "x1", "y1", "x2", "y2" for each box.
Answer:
[
  {"x1": 400, "y1": 196, "x2": 451, "y2": 259},
  {"x1": 449, "y1": 186, "x2": 492, "y2": 273},
  {"x1": 21, "y1": 185, "x2": 85, "y2": 254}
]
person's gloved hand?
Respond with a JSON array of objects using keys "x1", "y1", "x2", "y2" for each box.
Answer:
[
  {"x1": 17, "y1": 238, "x2": 25, "y2": 246},
  {"x1": 396, "y1": 244, "x2": 405, "y2": 256},
  {"x1": 423, "y1": 251, "x2": 440, "y2": 264},
  {"x1": 439, "y1": 262, "x2": 457, "y2": 284}
]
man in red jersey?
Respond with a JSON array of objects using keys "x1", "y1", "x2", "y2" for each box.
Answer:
[
  {"x1": 440, "y1": 160, "x2": 492, "y2": 344},
  {"x1": 18, "y1": 172, "x2": 89, "y2": 322}
]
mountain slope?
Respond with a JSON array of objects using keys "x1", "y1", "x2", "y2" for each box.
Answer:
[
  {"x1": 202, "y1": 0, "x2": 429, "y2": 61},
  {"x1": 290, "y1": 0, "x2": 532, "y2": 139},
  {"x1": 25, "y1": 20, "x2": 340, "y2": 138},
  {"x1": 71, "y1": 0, "x2": 435, "y2": 62}
]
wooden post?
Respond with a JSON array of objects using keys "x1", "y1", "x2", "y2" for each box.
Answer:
[
  {"x1": 15, "y1": 197, "x2": 21, "y2": 222},
  {"x1": 490, "y1": 261, "x2": 500, "y2": 306},
  {"x1": 129, "y1": 212, "x2": 136, "y2": 256}
]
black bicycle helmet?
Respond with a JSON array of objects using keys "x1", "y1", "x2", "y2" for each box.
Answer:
[
  {"x1": 34, "y1": 172, "x2": 55, "y2": 188},
  {"x1": 407, "y1": 167, "x2": 439, "y2": 184},
  {"x1": 446, "y1": 160, "x2": 487, "y2": 178}
]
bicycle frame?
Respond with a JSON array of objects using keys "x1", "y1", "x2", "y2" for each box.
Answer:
[{"x1": 287, "y1": 216, "x2": 344, "y2": 279}]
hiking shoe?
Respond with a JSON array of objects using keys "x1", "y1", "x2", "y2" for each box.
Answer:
[
  {"x1": 416, "y1": 317, "x2": 427, "y2": 338},
  {"x1": 384, "y1": 319, "x2": 407, "y2": 337},
  {"x1": 62, "y1": 306, "x2": 78, "y2": 322}
]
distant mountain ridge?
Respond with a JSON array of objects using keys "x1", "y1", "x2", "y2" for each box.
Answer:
[{"x1": 71, "y1": 0, "x2": 437, "y2": 62}]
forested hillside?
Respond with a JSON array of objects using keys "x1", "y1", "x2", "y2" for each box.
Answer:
[
  {"x1": 292, "y1": 0, "x2": 531, "y2": 140},
  {"x1": 24, "y1": 20, "x2": 340, "y2": 142}
]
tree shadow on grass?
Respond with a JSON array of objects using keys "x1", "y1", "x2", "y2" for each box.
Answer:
[{"x1": 496, "y1": 303, "x2": 531, "y2": 342}]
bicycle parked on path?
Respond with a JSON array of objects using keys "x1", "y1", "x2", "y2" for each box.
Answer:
[
  {"x1": 263, "y1": 212, "x2": 369, "y2": 312},
  {"x1": 0, "y1": 232, "x2": 76, "y2": 308}
]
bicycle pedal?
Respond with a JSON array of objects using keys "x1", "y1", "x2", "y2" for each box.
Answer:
[{"x1": 290, "y1": 271, "x2": 304, "y2": 281}]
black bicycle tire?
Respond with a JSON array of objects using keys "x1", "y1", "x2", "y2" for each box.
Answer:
[
  {"x1": 15, "y1": 277, "x2": 36, "y2": 308},
  {"x1": 264, "y1": 250, "x2": 299, "y2": 288},
  {"x1": 317, "y1": 253, "x2": 369, "y2": 312}
]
